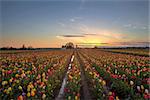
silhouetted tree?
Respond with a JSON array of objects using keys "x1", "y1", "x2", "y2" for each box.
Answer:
[{"x1": 65, "y1": 42, "x2": 74, "y2": 49}]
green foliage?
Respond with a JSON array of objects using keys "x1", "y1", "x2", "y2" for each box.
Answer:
[{"x1": 111, "y1": 80, "x2": 130, "y2": 99}]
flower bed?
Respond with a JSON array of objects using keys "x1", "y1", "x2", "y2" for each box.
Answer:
[
  {"x1": 79, "y1": 49, "x2": 150, "y2": 99},
  {"x1": 0, "y1": 50, "x2": 73, "y2": 99},
  {"x1": 64, "y1": 55, "x2": 81, "y2": 100},
  {"x1": 78, "y1": 52, "x2": 119, "y2": 100}
]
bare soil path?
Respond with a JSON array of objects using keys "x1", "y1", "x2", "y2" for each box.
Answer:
[{"x1": 76, "y1": 50, "x2": 92, "y2": 100}]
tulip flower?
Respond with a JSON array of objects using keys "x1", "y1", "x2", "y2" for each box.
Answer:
[
  {"x1": 9, "y1": 78, "x2": 13, "y2": 83},
  {"x1": 116, "y1": 96, "x2": 120, "y2": 100},
  {"x1": 130, "y1": 81, "x2": 134, "y2": 86},
  {"x1": 42, "y1": 94, "x2": 46, "y2": 99},
  {"x1": 141, "y1": 85, "x2": 144, "y2": 90},
  {"x1": 18, "y1": 86, "x2": 23, "y2": 90},
  {"x1": 31, "y1": 90, "x2": 35, "y2": 96},
  {"x1": 17, "y1": 95, "x2": 23, "y2": 100},
  {"x1": 144, "y1": 93, "x2": 150, "y2": 99},
  {"x1": 109, "y1": 95, "x2": 114, "y2": 100},
  {"x1": 136, "y1": 86, "x2": 141, "y2": 92},
  {"x1": 27, "y1": 92, "x2": 31, "y2": 97},
  {"x1": 8, "y1": 87, "x2": 12, "y2": 91},
  {"x1": 102, "y1": 80, "x2": 106, "y2": 86},
  {"x1": 2, "y1": 81, "x2": 8, "y2": 86}
]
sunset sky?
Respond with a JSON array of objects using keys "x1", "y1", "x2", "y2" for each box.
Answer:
[{"x1": 1, "y1": 0, "x2": 149, "y2": 48}]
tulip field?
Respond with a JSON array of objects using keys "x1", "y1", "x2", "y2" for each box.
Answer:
[
  {"x1": 104, "y1": 48, "x2": 149, "y2": 57},
  {"x1": 0, "y1": 50, "x2": 73, "y2": 99},
  {"x1": 0, "y1": 49, "x2": 150, "y2": 100},
  {"x1": 77, "y1": 49, "x2": 150, "y2": 100}
]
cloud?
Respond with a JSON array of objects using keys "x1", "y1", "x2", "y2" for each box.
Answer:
[
  {"x1": 141, "y1": 26, "x2": 147, "y2": 30},
  {"x1": 123, "y1": 24, "x2": 139, "y2": 29},
  {"x1": 123, "y1": 23, "x2": 148, "y2": 30},
  {"x1": 57, "y1": 33, "x2": 97, "y2": 39},
  {"x1": 78, "y1": 23, "x2": 128, "y2": 41},
  {"x1": 70, "y1": 17, "x2": 82, "y2": 22},
  {"x1": 77, "y1": 42, "x2": 109, "y2": 45},
  {"x1": 124, "y1": 24, "x2": 132, "y2": 28},
  {"x1": 83, "y1": 33, "x2": 97, "y2": 35},
  {"x1": 58, "y1": 22, "x2": 65, "y2": 27},
  {"x1": 59, "y1": 34, "x2": 85, "y2": 37},
  {"x1": 56, "y1": 24, "x2": 129, "y2": 44},
  {"x1": 70, "y1": 19, "x2": 75, "y2": 22}
]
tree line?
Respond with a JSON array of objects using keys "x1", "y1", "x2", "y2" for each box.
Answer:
[{"x1": 0, "y1": 44, "x2": 35, "y2": 50}]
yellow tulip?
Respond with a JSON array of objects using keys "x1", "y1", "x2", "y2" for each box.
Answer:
[
  {"x1": 75, "y1": 96, "x2": 78, "y2": 100},
  {"x1": 16, "y1": 80, "x2": 19, "y2": 84},
  {"x1": 2, "y1": 81, "x2": 8, "y2": 86},
  {"x1": 108, "y1": 91, "x2": 112, "y2": 95},
  {"x1": 15, "y1": 74, "x2": 19, "y2": 78},
  {"x1": 2, "y1": 81, "x2": 5, "y2": 86},
  {"x1": 89, "y1": 72, "x2": 92, "y2": 75},
  {"x1": 99, "y1": 79, "x2": 102, "y2": 83},
  {"x1": 27, "y1": 87, "x2": 30, "y2": 92},
  {"x1": 18, "y1": 86, "x2": 22, "y2": 90},
  {"x1": 102, "y1": 80, "x2": 106, "y2": 86},
  {"x1": 6, "y1": 89, "x2": 10, "y2": 94},
  {"x1": 116, "y1": 96, "x2": 120, "y2": 100},
  {"x1": 27, "y1": 71, "x2": 30, "y2": 74},
  {"x1": 33, "y1": 88, "x2": 36, "y2": 92},
  {"x1": 9, "y1": 78, "x2": 13, "y2": 83},
  {"x1": 141, "y1": 85, "x2": 144, "y2": 90},
  {"x1": 8, "y1": 87, "x2": 12, "y2": 91},
  {"x1": 27, "y1": 92, "x2": 30, "y2": 97},
  {"x1": 42, "y1": 73, "x2": 45, "y2": 77},
  {"x1": 68, "y1": 96, "x2": 71, "y2": 100}
]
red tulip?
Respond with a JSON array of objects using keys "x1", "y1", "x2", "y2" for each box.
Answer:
[
  {"x1": 17, "y1": 95, "x2": 23, "y2": 100},
  {"x1": 131, "y1": 76, "x2": 136, "y2": 79},
  {"x1": 131, "y1": 70, "x2": 136, "y2": 73},
  {"x1": 109, "y1": 95, "x2": 114, "y2": 100},
  {"x1": 144, "y1": 93, "x2": 150, "y2": 99},
  {"x1": 64, "y1": 88, "x2": 68, "y2": 93}
]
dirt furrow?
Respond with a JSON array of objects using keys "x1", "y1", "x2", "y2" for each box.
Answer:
[{"x1": 76, "y1": 50, "x2": 92, "y2": 100}]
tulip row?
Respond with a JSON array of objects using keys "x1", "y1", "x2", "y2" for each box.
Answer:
[
  {"x1": 78, "y1": 51, "x2": 121, "y2": 100},
  {"x1": 0, "y1": 50, "x2": 73, "y2": 99},
  {"x1": 78, "y1": 49, "x2": 150, "y2": 99},
  {"x1": 64, "y1": 54, "x2": 81, "y2": 100},
  {"x1": 105, "y1": 48, "x2": 149, "y2": 56},
  {"x1": 82, "y1": 49, "x2": 149, "y2": 85}
]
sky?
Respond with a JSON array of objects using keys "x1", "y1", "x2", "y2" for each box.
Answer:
[{"x1": 1, "y1": 0, "x2": 149, "y2": 48}]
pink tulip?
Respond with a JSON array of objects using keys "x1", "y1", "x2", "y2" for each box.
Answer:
[{"x1": 7, "y1": 70, "x2": 12, "y2": 74}]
